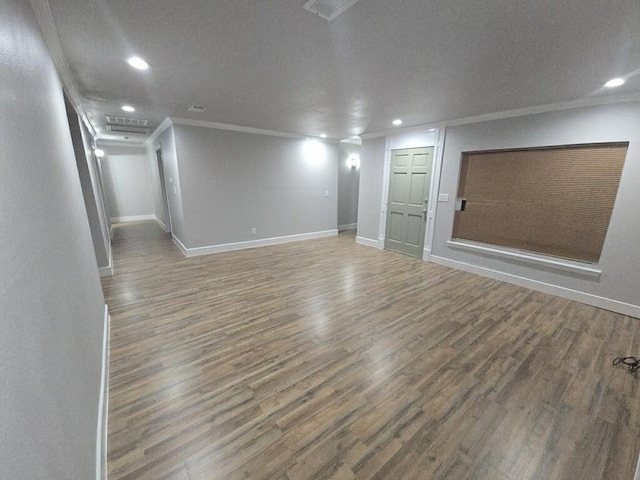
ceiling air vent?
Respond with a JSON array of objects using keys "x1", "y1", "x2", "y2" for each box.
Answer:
[
  {"x1": 188, "y1": 105, "x2": 206, "y2": 113},
  {"x1": 303, "y1": 0, "x2": 361, "y2": 21},
  {"x1": 105, "y1": 115, "x2": 149, "y2": 127},
  {"x1": 106, "y1": 124, "x2": 150, "y2": 134},
  {"x1": 105, "y1": 115, "x2": 150, "y2": 134}
]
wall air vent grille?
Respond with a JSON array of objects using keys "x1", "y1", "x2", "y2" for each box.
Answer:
[
  {"x1": 303, "y1": 0, "x2": 361, "y2": 21},
  {"x1": 104, "y1": 115, "x2": 149, "y2": 127}
]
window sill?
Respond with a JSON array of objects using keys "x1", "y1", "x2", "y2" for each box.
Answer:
[{"x1": 446, "y1": 240, "x2": 602, "y2": 278}]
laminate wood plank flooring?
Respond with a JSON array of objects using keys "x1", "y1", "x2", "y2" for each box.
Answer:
[{"x1": 102, "y1": 221, "x2": 640, "y2": 480}]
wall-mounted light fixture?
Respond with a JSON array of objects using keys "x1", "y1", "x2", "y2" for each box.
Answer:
[{"x1": 347, "y1": 155, "x2": 360, "y2": 169}]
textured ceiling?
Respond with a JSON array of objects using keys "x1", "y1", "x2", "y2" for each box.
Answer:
[{"x1": 47, "y1": 0, "x2": 640, "y2": 142}]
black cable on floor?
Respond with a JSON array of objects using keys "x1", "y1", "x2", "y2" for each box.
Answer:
[{"x1": 613, "y1": 357, "x2": 640, "y2": 372}]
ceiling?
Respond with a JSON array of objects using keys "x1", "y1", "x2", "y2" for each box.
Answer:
[{"x1": 46, "y1": 0, "x2": 640, "y2": 143}]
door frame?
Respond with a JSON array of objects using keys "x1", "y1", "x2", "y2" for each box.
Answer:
[
  {"x1": 155, "y1": 146, "x2": 173, "y2": 234},
  {"x1": 378, "y1": 128, "x2": 446, "y2": 261}
]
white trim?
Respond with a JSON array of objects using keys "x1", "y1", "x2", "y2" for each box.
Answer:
[
  {"x1": 356, "y1": 236, "x2": 382, "y2": 249},
  {"x1": 446, "y1": 240, "x2": 602, "y2": 278},
  {"x1": 430, "y1": 255, "x2": 640, "y2": 319},
  {"x1": 338, "y1": 223, "x2": 357, "y2": 231},
  {"x1": 30, "y1": 0, "x2": 97, "y2": 138},
  {"x1": 155, "y1": 216, "x2": 169, "y2": 233},
  {"x1": 422, "y1": 247, "x2": 432, "y2": 262},
  {"x1": 96, "y1": 305, "x2": 110, "y2": 480},
  {"x1": 170, "y1": 117, "x2": 336, "y2": 142},
  {"x1": 175, "y1": 230, "x2": 338, "y2": 257},
  {"x1": 98, "y1": 246, "x2": 113, "y2": 277},
  {"x1": 634, "y1": 451, "x2": 640, "y2": 480},
  {"x1": 111, "y1": 214, "x2": 156, "y2": 223},
  {"x1": 340, "y1": 138, "x2": 362, "y2": 145},
  {"x1": 172, "y1": 234, "x2": 189, "y2": 256},
  {"x1": 143, "y1": 117, "x2": 173, "y2": 147},
  {"x1": 361, "y1": 95, "x2": 640, "y2": 139},
  {"x1": 95, "y1": 140, "x2": 147, "y2": 149}
]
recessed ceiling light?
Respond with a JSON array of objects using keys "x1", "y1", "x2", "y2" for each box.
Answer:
[
  {"x1": 127, "y1": 56, "x2": 149, "y2": 70},
  {"x1": 94, "y1": 149, "x2": 105, "y2": 158},
  {"x1": 604, "y1": 78, "x2": 625, "y2": 88},
  {"x1": 320, "y1": 133, "x2": 327, "y2": 138},
  {"x1": 121, "y1": 105, "x2": 135, "y2": 112},
  {"x1": 392, "y1": 119, "x2": 402, "y2": 126}
]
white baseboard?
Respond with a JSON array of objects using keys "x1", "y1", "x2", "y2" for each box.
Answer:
[
  {"x1": 430, "y1": 255, "x2": 640, "y2": 319},
  {"x1": 155, "y1": 216, "x2": 170, "y2": 233},
  {"x1": 356, "y1": 236, "x2": 382, "y2": 249},
  {"x1": 174, "y1": 230, "x2": 338, "y2": 257},
  {"x1": 96, "y1": 305, "x2": 110, "y2": 480},
  {"x1": 98, "y1": 244, "x2": 113, "y2": 277},
  {"x1": 338, "y1": 223, "x2": 357, "y2": 231},
  {"x1": 172, "y1": 234, "x2": 189, "y2": 256},
  {"x1": 111, "y1": 214, "x2": 156, "y2": 223},
  {"x1": 634, "y1": 451, "x2": 640, "y2": 480},
  {"x1": 422, "y1": 247, "x2": 432, "y2": 262}
]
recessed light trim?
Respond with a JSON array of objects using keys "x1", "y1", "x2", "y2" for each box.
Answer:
[
  {"x1": 320, "y1": 133, "x2": 327, "y2": 138},
  {"x1": 604, "y1": 78, "x2": 625, "y2": 88},
  {"x1": 121, "y1": 105, "x2": 135, "y2": 112},
  {"x1": 94, "y1": 149, "x2": 105, "y2": 158},
  {"x1": 127, "y1": 56, "x2": 149, "y2": 70},
  {"x1": 392, "y1": 119, "x2": 402, "y2": 126}
]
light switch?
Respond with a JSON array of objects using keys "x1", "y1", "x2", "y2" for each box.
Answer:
[
  {"x1": 173, "y1": 186, "x2": 177, "y2": 194},
  {"x1": 325, "y1": 190, "x2": 329, "y2": 197},
  {"x1": 438, "y1": 193, "x2": 450, "y2": 202},
  {"x1": 169, "y1": 177, "x2": 173, "y2": 184}
]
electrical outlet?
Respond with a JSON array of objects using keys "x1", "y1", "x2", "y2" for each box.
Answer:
[{"x1": 251, "y1": 227, "x2": 257, "y2": 235}]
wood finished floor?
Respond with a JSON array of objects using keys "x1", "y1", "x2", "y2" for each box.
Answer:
[{"x1": 102, "y1": 221, "x2": 640, "y2": 480}]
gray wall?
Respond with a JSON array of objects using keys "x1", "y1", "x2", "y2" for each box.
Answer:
[
  {"x1": 337, "y1": 142, "x2": 360, "y2": 229},
  {"x1": 98, "y1": 143, "x2": 154, "y2": 220},
  {"x1": 172, "y1": 124, "x2": 338, "y2": 248},
  {"x1": 0, "y1": 1, "x2": 105, "y2": 478},
  {"x1": 432, "y1": 102, "x2": 640, "y2": 309},
  {"x1": 68, "y1": 110, "x2": 111, "y2": 269},
  {"x1": 356, "y1": 137, "x2": 386, "y2": 242}
]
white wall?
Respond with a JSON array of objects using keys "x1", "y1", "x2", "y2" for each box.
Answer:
[
  {"x1": 431, "y1": 102, "x2": 640, "y2": 316},
  {"x1": 356, "y1": 137, "x2": 386, "y2": 244},
  {"x1": 171, "y1": 124, "x2": 338, "y2": 250},
  {"x1": 338, "y1": 142, "x2": 360, "y2": 229},
  {"x1": 0, "y1": 1, "x2": 105, "y2": 478},
  {"x1": 98, "y1": 143, "x2": 154, "y2": 221}
]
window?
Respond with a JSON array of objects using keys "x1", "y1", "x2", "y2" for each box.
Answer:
[{"x1": 452, "y1": 142, "x2": 628, "y2": 264}]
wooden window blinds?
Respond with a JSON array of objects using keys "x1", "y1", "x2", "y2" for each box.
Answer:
[{"x1": 452, "y1": 143, "x2": 628, "y2": 263}]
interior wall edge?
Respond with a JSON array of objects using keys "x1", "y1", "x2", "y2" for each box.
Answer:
[{"x1": 96, "y1": 305, "x2": 110, "y2": 480}]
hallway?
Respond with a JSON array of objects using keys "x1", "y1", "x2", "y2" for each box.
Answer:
[{"x1": 102, "y1": 221, "x2": 640, "y2": 480}]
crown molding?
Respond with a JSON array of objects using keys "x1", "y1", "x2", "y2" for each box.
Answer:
[
  {"x1": 30, "y1": 0, "x2": 96, "y2": 138},
  {"x1": 170, "y1": 117, "x2": 339, "y2": 143},
  {"x1": 143, "y1": 117, "x2": 173, "y2": 147},
  {"x1": 96, "y1": 140, "x2": 147, "y2": 149},
  {"x1": 361, "y1": 94, "x2": 640, "y2": 139}
]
